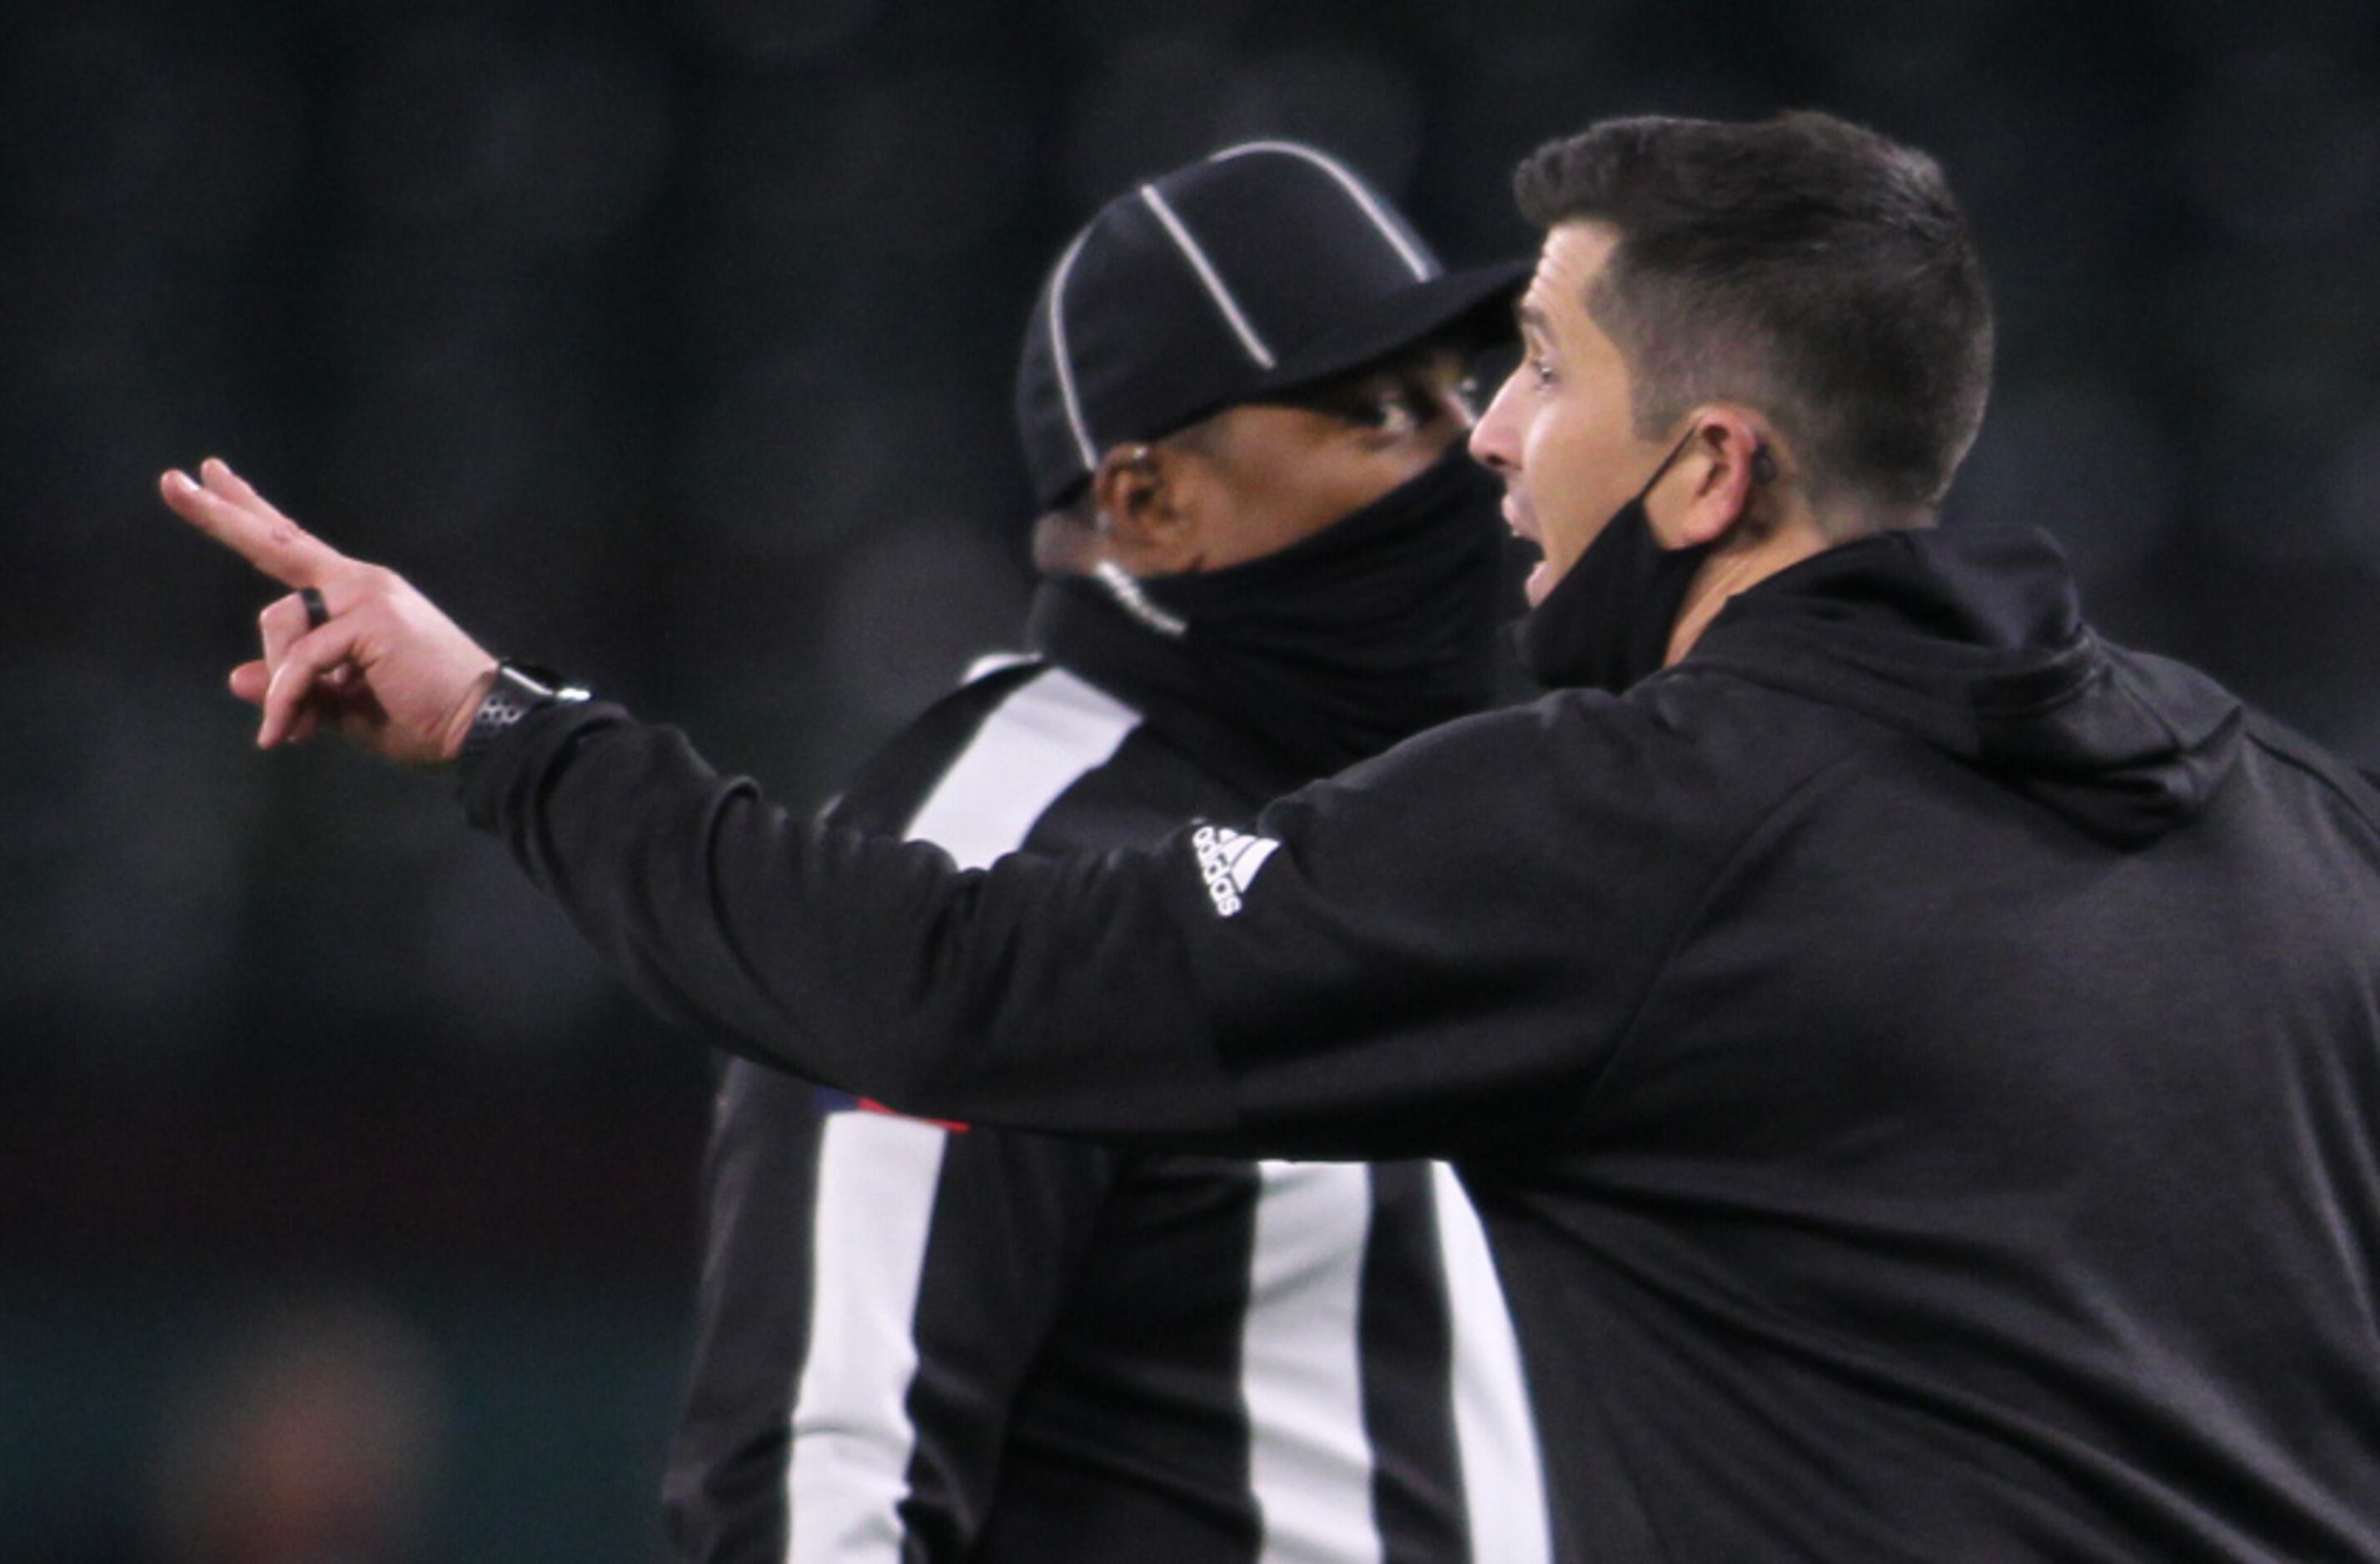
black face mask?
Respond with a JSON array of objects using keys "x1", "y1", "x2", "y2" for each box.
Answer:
[
  {"x1": 1090, "y1": 446, "x2": 1507, "y2": 777},
  {"x1": 1512, "y1": 430, "x2": 1708, "y2": 693}
]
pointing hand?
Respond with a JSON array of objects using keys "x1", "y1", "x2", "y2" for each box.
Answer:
[{"x1": 160, "y1": 458, "x2": 500, "y2": 767}]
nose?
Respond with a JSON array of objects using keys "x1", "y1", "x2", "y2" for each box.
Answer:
[{"x1": 1467, "y1": 367, "x2": 1525, "y2": 475}]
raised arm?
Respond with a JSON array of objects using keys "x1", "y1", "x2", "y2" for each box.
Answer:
[{"x1": 163, "y1": 460, "x2": 1701, "y2": 1162}]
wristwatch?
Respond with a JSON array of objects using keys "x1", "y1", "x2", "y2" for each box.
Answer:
[{"x1": 457, "y1": 660, "x2": 590, "y2": 773}]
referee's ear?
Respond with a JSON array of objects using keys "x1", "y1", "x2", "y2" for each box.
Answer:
[{"x1": 1091, "y1": 441, "x2": 1202, "y2": 575}]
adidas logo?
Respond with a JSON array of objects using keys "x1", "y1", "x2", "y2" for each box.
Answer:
[{"x1": 1191, "y1": 824, "x2": 1280, "y2": 918}]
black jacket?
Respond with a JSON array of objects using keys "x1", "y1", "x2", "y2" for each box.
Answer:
[
  {"x1": 470, "y1": 525, "x2": 2380, "y2": 1562},
  {"x1": 662, "y1": 585, "x2": 1546, "y2": 1563}
]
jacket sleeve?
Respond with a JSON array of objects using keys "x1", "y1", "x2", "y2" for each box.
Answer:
[
  {"x1": 463, "y1": 702, "x2": 1247, "y2": 1143},
  {"x1": 462, "y1": 695, "x2": 1718, "y2": 1160},
  {"x1": 664, "y1": 1058, "x2": 1123, "y2": 1560}
]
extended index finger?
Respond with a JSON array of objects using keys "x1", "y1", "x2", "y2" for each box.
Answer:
[{"x1": 160, "y1": 465, "x2": 347, "y2": 588}]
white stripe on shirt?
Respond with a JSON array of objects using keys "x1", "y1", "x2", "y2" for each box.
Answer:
[
  {"x1": 904, "y1": 666, "x2": 1143, "y2": 870},
  {"x1": 786, "y1": 1112, "x2": 951, "y2": 1563},
  {"x1": 1242, "y1": 1161, "x2": 1383, "y2": 1564},
  {"x1": 783, "y1": 663, "x2": 1145, "y2": 1562},
  {"x1": 1431, "y1": 1162, "x2": 1553, "y2": 1564}
]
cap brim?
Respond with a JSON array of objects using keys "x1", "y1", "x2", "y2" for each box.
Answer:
[{"x1": 1247, "y1": 257, "x2": 1531, "y2": 400}]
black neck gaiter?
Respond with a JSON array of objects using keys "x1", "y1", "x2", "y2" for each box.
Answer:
[
  {"x1": 1033, "y1": 448, "x2": 1507, "y2": 780},
  {"x1": 1512, "y1": 431, "x2": 1709, "y2": 693}
]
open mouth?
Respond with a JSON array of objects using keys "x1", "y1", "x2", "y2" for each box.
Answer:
[
  {"x1": 1501, "y1": 495, "x2": 1537, "y2": 545},
  {"x1": 1503, "y1": 497, "x2": 1558, "y2": 606}
]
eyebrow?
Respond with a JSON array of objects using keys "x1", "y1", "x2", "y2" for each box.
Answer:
[{"x1": 1516, "y1": 301, "x2": 1551, "y2": 338}]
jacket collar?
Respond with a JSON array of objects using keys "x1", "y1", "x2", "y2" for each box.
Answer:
[{"x1": 1679, "y1": 525, "x2": 2244, "y2": 847}]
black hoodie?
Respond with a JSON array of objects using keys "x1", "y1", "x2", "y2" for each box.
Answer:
[{"x1": 469, "y1": 523, "x2": 2380, "y2": 1562}]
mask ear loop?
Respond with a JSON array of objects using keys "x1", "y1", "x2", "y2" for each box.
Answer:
[
  {"x1": 1638, "y1": 426, "x2": 1778, "y2": 549},
  {"x1": 1645, "y1": 426, "x2": 1779, "y2": 516},
  {"x1": 1631, "y1": 427, "x2": 1700, "y2": 510}
]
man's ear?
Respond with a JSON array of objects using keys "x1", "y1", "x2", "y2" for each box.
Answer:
[
  {"x1": 1665, "y1": 410, "x2": 1772, "y2": 550},
  {"x1": 1091, "y1": 442, "x2": 1205, "y2": 574}
]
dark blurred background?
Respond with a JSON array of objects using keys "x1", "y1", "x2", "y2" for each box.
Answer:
[{"x1": 3, "y1": 0, "x2": 2376, "y2": 1558}]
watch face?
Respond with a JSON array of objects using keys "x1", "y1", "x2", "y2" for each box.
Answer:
[{"x1": 459, "y1": 664, "x2": 583, "y2": 771}]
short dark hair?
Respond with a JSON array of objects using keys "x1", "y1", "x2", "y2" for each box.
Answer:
[{"x1": 1514, "y1": 112, "x2": 1993, "y2": 513}]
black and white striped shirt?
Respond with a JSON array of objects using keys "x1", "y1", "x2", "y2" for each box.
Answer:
[{"x1": 664, "y1": 650, "x2": 1548, "y2": 1563}]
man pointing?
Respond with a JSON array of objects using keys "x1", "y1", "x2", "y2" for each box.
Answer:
[{"x1": 167, "y1": 111, "x2": 2380, "y2": 1562}]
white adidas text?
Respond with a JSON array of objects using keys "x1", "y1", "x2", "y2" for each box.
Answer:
[{"x1": 1192, "y1": 824, "x2": 1281, "y2": 917}]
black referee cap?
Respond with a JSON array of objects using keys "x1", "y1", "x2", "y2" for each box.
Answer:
[{"x1": 1015, "y1": 141, "x2": 1527, "y2": 511}]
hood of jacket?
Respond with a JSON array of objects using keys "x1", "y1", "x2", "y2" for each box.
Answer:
[{"x1": 1669, "y1": 525, "x2": 2243, "y2": 848}]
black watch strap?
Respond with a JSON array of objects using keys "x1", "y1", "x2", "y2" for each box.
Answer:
[{"x1": 458, "y1": 660, "x2": 590, "y2": 774}]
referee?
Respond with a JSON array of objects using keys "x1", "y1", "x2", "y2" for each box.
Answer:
[
  {"x1": 166, "y1": 110, "x2": 2380, "y2": 1562},
  {"x1": 665, "y1": 144, "x2": 1548, "y2": 1564}
]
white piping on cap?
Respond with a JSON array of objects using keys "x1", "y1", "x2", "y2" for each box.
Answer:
[
  {"x1": 1138, "y1": 183, "x2": 1277, "y2": 370},
  {"x1": 1211, "y1": 141, "x2": 1435, "y2": 281},
  {"x1": 1044, "y1": 225, "x2": 1102, "y2": 476}
]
